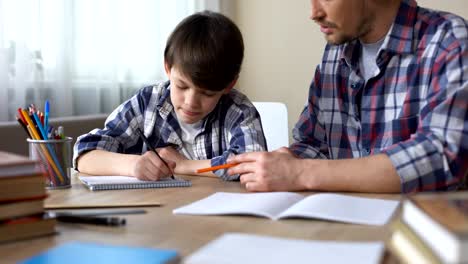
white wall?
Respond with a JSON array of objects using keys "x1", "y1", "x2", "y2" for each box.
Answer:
[{"x1": 230, "y1": 0, "x2": 468, "y2": 142}]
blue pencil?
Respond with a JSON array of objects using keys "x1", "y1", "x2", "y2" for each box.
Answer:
[{"x1": 44, "y1": 100, "x2": 50, "y2": 135}]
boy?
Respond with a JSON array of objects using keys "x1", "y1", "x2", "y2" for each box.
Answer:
[{"x1": 73, "y1": 11, "x2": 267, "y2": 181}]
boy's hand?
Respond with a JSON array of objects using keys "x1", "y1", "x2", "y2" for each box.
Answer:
[
  {"x1": 157, "y1": 146, "x2": 187, "y2": 164},
  {"x1": 132, "y1": 151, "x2": 176, "y2": 181}
]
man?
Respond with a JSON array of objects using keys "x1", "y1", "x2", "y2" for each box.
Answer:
[{"x1": 227, "y1": 0, "x2": 467, "y2": 193}]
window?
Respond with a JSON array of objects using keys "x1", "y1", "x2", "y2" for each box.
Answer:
[{"x1": 0, "y1": 0, "x2": 218, "y2": 121}]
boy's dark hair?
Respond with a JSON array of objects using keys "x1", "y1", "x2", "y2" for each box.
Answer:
[{"x1": 164, "y1": 11, "x2": 244, "y2": 91}]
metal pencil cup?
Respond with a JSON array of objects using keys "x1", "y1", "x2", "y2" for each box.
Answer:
[{"x1": 27, "y1": 137, "x2": 72, "y2": 189}]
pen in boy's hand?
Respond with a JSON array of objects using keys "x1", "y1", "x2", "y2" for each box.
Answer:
[{"x1": 135, "y1": 128, "x2": 175, "y2": 179}]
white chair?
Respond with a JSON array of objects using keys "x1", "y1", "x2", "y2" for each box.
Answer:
[{"x1": 253, "y1": 102, "x2": 289, "y2": 151}]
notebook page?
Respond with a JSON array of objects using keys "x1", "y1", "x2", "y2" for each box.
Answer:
[
  {"x1": 185, "y1": 233, "x2": 385, "y2": 264},
  {"x1": 277, "y1": 193, "x2": 399, "y2": 225},
  {"x1": 173, "y1": 192, "x2": 304, "y2": 219}
]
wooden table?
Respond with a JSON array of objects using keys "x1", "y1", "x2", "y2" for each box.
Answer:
[{"x1": 1, "y1": 172, "x2": 402, "y2": 263}]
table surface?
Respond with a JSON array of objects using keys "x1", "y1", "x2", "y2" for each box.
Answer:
[{"x1": 0, "y1": 172, "x2": 415, "y2": 263}]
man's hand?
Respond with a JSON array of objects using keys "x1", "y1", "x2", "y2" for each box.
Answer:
[{"x1": 227, "y1": 147, "x2": 312, "y2": 192}]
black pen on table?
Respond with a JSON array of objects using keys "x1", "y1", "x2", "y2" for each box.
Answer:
[
  {"x1": 135, "y1": 128, "x2": 175, "y2": 179},
  {"x1": 54, "y1": 214, "x2": 126, "y2": 227}
]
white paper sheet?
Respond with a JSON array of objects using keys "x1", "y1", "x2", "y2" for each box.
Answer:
[{"x1": 184, "y1": 233, "x2": 385, "y2": 264}]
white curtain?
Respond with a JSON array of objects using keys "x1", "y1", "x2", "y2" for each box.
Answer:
[{"x1": 0, "y1": 0, "x2": 219, "y2": 121}]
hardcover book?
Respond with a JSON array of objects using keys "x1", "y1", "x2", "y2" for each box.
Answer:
[
  {"x1": 402, "y1": 195, "x2": 468, "y2": 263},
  {"x1": 388, "y1": 219, "x2": 441, "y2": 264},
  {"x1": 0, "y1": 151, "x2": 40, "y2": 177},
  {"x1": 0, "y1": 214, "x2": 56, "y2": 243},
  {"x1": 0, "y1": 195, "x2": 46, "y2": 220}
]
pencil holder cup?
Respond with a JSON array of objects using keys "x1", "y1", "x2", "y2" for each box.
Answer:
[{"x1": 27, "y1": 137, "x2": 72, "y2": 189}]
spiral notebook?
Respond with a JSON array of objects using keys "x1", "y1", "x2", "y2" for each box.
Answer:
[{"x1": 79, "y1": 176, "x2": 191, "y2": 191}]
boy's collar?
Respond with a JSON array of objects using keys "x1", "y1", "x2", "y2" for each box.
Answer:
[{"x1": 157, "y1": 81, "x2": 174, "y2": 120}]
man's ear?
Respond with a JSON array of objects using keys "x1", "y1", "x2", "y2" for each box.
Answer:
[
  {"x1": 164, "y1": 62, "x2": 171, "y2": 77},
  {"x1": 223, "y1": 76, "x2": 238, "y2": 94}
]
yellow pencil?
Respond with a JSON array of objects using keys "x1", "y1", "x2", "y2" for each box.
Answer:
[{"x1": 27, "y1": 126, "x2": 56, "y2": 185}]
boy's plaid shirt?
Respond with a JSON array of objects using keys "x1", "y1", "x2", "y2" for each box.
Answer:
[
  {"x1": 74, "y1": 82, "x2": 267, "y2": 180},
  {"x1": 291, "y1": 0, "x2": 467, "y2": 192}
]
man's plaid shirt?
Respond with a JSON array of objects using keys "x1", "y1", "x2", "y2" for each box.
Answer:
[{"x1": 291, "y1": 0, "x2": 467, "y2": 192}]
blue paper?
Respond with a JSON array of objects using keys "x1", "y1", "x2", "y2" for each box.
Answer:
[{"x1": 20, "y1": 242, "x2": 179, "y2": 264}]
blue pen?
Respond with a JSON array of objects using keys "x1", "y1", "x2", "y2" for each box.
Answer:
[{"x1": 44, "y1": 100, "x2": 49, "y2": 134}]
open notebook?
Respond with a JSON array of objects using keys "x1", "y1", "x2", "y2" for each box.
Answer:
[
  {"x1": 173, "y1": 192, "x2": 399, "y2": 226},
  {"x1": 79, "y1": 176, "x2": 191, "y2": 191}
]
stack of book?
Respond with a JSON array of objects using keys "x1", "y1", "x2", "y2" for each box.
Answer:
[
  {"x1": 389, "y1": 195, "x2": 468, "y2": 263},
  {"x1": 0, "y1": 151, "x2": 56, "y2": 243}
]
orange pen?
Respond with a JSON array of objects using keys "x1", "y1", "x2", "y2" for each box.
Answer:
[{"x1": 196, "y1": 163, "x2": 238, "y2": 173}]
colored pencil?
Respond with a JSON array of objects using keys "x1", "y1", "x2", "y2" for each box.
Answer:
[{"x1": 196, "y1": 163, "x2": 238, "y2": 173}]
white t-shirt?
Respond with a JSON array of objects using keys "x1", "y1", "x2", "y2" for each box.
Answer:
[
  {"x1": 177, "y1": 119, "x2": 203, "y2": 159},
  {"x1": 359, "y1": 37, "x2": 385, "y2": 82}
]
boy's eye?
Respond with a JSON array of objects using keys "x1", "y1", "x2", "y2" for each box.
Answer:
[
  {"x1": 177, "y1": 85, "x2": 188, "y2": 90},
  {"x1": 202, "y1": 92, "x2": 217, "y2": 97}
]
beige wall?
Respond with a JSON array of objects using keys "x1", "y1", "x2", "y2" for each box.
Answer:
[{"x1": 228, "y1": 0, "x2": 468, "y2": 143}]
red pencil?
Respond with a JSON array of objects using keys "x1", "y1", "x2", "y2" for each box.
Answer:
[{"x1": 17, "y1": 108, "x2": 27, "y2": 124}]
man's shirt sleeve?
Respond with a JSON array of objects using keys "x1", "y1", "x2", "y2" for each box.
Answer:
[
  {"x1": 383, "y1": 18, "x2": 468, "y2": 192},
  {"x1": 290, "y1": 66, "x2": 330, "y2": 159}
]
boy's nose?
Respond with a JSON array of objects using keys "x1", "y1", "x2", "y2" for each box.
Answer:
[{"x1": 185, "y1": 91, "x2": 200, "y2": 108}]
